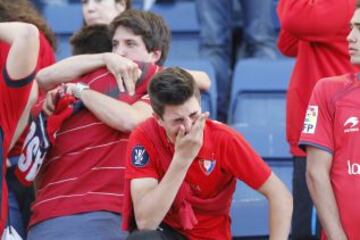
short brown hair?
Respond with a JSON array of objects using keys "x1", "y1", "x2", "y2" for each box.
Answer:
[
  {"x1": 149, "y1": 67, "x2": 200, "y2": 118},
  {"x1": 110, "y1": 9, "x2": 171, "y2": 66},
  {"x1": 357, "y1": 0, "x2": 360, "y2": 8},
  {"x1": 70, "y1": 24, "x2": 112, "y2": 55}
]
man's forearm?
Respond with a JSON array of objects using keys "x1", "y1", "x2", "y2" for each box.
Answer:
[
  {"x1": 268, "y1": 192, "x2": 292, "y2": 240},
  {"x1": 79, "y1": 89, "x2": 152, "y2": 132},
  {"x1": 134, "y1": 157, "x2": 191, "y2": 230},
  {"x1": 36, "y1": 53, "x2": 108, "y2": 90},
  {"x1": 306, "y1": 171, "x2": 347, "y2": 239}
]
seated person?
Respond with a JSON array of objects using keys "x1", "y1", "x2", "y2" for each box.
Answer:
[{"x1": 123, "y1": 67, "x2": 293, "y2": 240}]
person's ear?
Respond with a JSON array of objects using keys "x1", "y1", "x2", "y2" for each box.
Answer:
[
  {"x1": 153, "y1": 112, "x2": 164, "y2": 127},
  {"x1": 150, "y1": 50, "x2": 161, "y2": 63}
]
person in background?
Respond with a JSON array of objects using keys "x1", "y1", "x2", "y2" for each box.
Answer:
[
  {"x1": 70, "y1": 24, "x2": 112, "y2": 55},
  {"x1": 196, "y1": 0, "x2": 277, "y2": 122}
]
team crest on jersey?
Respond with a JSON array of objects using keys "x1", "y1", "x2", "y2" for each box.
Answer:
[
  {"x1": 199, "y1": 159, "x2": 216, "y2": 176},
  {"x1": 303, "y1": 105, "x2": 318, "y2": 134},
  {"x1": 131, "y1": 146, "x2": 149, "y2": 167}
]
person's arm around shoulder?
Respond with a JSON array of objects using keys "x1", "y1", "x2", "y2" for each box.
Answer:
[
  {"x1": 257, "y1": 171, "x2": 293, "y2": 240},
  {"x1": 131, "y1": 113, "x2": 208, "y2": 230},
  {"x1": 36, "y1": 52, "x2": 139, "y2": 92},
  {"x1": 306, "y1": 146, "x2": 348, "y2": 240},
  {"x1": 0, "y1": 22, "x2": 39, "y2": 80},
  {"x1": 69, "y1": 85, "x2": 152, "y2": 132}
]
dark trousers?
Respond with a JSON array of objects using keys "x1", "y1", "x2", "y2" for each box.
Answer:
[
  {"x1": 127, "y1": 224, "x2": 186, "y2": 240},
  {"x1": 291, "y1": 157, "x2": 320, "y2": 240}
]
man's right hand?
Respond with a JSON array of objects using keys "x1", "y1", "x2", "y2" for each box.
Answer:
[
  {"x1": 42, "y1": 88, "x2": 59, "y2": 116},
  {"x1": 103, "y1": 53, "x2": 142, "y2": 96},
  {"x1": 173, "y1": 112, "x2": 209, "y2": 168}
]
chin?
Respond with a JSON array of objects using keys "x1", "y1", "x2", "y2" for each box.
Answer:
[{"x1": 350, "y1": 57, "x2": 360, "y2": 65}]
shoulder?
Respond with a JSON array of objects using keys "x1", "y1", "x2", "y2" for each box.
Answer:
[
  {"x1": 205, "y1": 119, "x2": 247, "y2": 145},
  {"x1": 315, "y1": 73, "x2": 357, "y2": 97}
]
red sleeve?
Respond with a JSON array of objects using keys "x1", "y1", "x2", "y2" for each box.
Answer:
[
  {"x1": 277, "y1": 30, "x2": 298, "y2": 57},
  {"x1": 299, "y1": 79, "x2": 334, "y2": 153},
  {"x1": 125, "y1": 128, "x2": 160, "y2": 180},
  {"x1": 37, "y1": 33, "x2": 56, "y2": 69},
  {"x1": 277, "y1": 0, "x2": 355, "y2": 42},
  {"x1": 0, "y1": 66, "x2": 35, "y2": 141},
  {"x1": 221, "y1": 130, "x2": 272, "y2": 190}
]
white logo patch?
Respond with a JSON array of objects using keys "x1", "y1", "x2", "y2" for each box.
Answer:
[
  {"x1": 344, "y1": 116, "x2": 359, "y2": 133},
  {"x1": 303, "y1": 105, "x2": 318, "y2": 134}
]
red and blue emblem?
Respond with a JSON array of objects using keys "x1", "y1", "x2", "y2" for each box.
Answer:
[{"x1": 199, "y1": 159, "x2": 216, "y2": 176}]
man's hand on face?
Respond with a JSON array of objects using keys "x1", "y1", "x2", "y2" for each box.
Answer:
[
  {"x1": 174, "y1": 112, "x2": 209, "y2": 168},
  {"x1": 104, "y1": 53, "x2": 142, "y2": 96}
]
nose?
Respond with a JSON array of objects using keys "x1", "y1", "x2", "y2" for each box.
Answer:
[
  {"x1": 85, "y1": 1, "x2": 96, "y2": 12},
  {"x1": 347, "y1": 28, "x2": 356, "y2": 43},
  {"x1": 183, "y1": 117, "x2": 193, "y2": 134},
  {"x1": 114, "y1": 45, "x2": 126, "y2": 57}
]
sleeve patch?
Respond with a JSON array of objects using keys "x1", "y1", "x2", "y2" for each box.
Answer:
[
  {"x1": 131, "y1": 145, "x2": 150, "y2": 167},
  {"x1": 302, "y1": 105, "x2": 318, "y2": 134}
]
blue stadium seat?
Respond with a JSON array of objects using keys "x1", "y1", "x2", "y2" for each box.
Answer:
[
  {"x1": 166, "y1": 59, "x2": 217, "y2": 119},
  {"x1": 44, "y1": 3, "x2": 83, "y2": 60},
  {"x1": 150, "y1": 1, "x2": 200, "y2": 60},
  {"x1": 231, "y1": 160, "x2": 293, "y2": 237},
  {"x1": 228, "y1": 58, "x2": 294, "y2": 159}
]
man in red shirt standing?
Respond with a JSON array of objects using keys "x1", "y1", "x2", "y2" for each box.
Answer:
[
  {"x1": 0, "y1": 22, "x2": 40, "y2": 236},
  {"x1": 123, "y1": 67, "x2": 293, "y2": 240},
  {"x1": 277, "y1": 0, "x2": 358, "y2": 238},
  {"x1": 299, "y1": 2, "x2": 360, "y2": 239}
]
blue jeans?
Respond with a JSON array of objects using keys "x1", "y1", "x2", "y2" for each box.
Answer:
[
  {"x1": 196, "y1": 0, "x2": 277, "y2": 122},
  {"x1": 27, "y1": 211, "x2": 128, "y2": 240},
  {"x1": 8, "y1": 189, "x2": 25, "y2": 239}
]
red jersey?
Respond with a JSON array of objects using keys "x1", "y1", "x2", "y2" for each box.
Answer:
[
  {"x1": 277, "y1": 0, "x2": 358, "y2": 156},
  {"x1": 0, "y1": 66, "x2": 36, "y2": 233},
  {"x1": 29, "y1": 64, "x2": 160, "y2": 227},
  {"x1": 125, "y1": 118, "x2": 271, "y2": 240},
  {"x1": 299, "y1": 74, "x2": 360, "y2": 239}
]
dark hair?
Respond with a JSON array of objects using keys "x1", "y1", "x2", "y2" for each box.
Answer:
[
  {"x1": 0, "y1": 0, "x2": 57, "y2": 50},
  {"x1": 110, "y1": 9, "x2": 171, "y2": 66},
  {"x1": 149, "y1": 67, "x2": 200, "y2": 118},
  {"x1": 357, "y1": 0, "x2": 360, "y2": 8},
  {"x1": 124, "y1": 0, "x2": 132, "y2": 10},
  {"x1": 70, "y1": 24, "x2": 112, "y2": 55}
]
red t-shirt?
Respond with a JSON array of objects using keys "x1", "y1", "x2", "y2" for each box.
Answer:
[
  {"x1": 30, "y1": 64, "x2": 160, "y2": 227},
  {"x1": 299, "y1": 73, "x2": 360, "y2": 240},
  {"x1": 126, "y1": 118, "x2": 271, "y2": 240},
  {"x1": 0, "y1": 66, "x2": 36, "y2": 233},
  {"x1": 277, "y1": 0, "x2": 358, "y2": 156}
]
